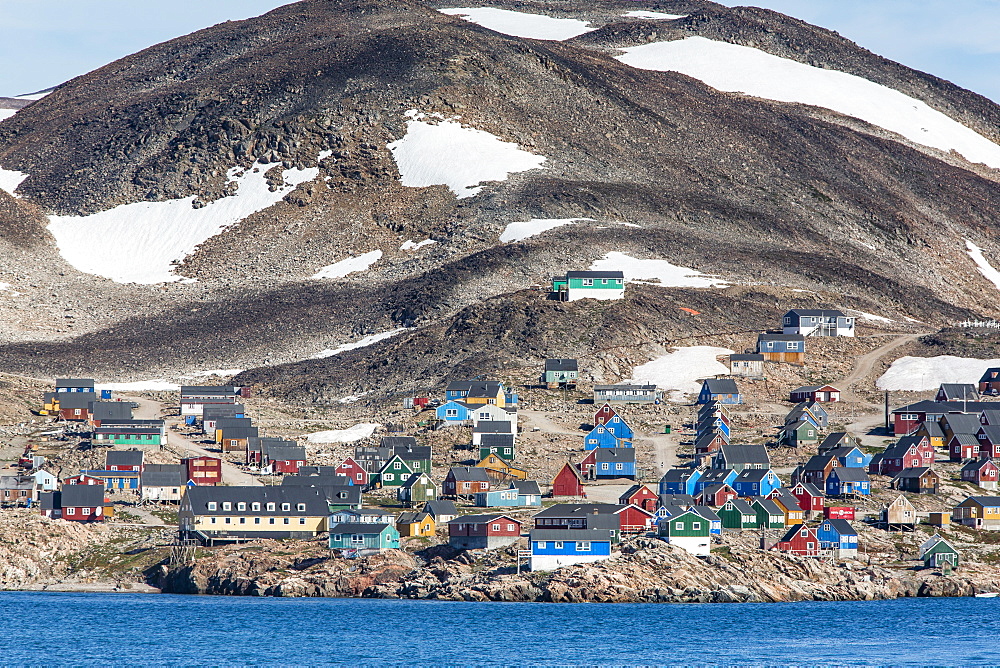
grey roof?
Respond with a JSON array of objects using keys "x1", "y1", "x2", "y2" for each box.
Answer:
[
  {"x1": 401, "y1": 471, "x2": 434, "y2": 488},
  {"x1": 544, "y1": 358, "x2": 578, "y2": 372},
  {"x1": 328, "y1": 522, "x2": 392, "y2": 535},
  {"x1": 962, "y1": 459, "x2": 997, "y2": 472},
  {"x1": 448, "y1": 467, "x2": 490, "y2": 482},
  {"x1": 141, "y1": 465, "x2": 185, "y2": 487},
  {"x1": 594, "y1": 384, "x2": 657, "y2": 392},
  {"x1": 39, "y1": 491, "x2": 59, "y2": 511},
  {"x1": 735, "y1": 468, "x2": 774, "y2": 483},
  {"x1": 214, "y1": 417, "x2": 254, "y2": 430},
  {"x1": 819, "y1": 432, "x2": 857, "y2": 451},
  {"x1": 695, "y1": 431, "x2": 727, "y2": 449},
  {"x1": 447, "y1": 513, "x2": 520, "y2": 525},
  {"x1": 203, "y1": 405, "x2": 245, "y2": 418},
  {"x1": 95, "y1": 425, "x2": 162, "y2": 436},
  {"x1": 281, "y1": 474, "x2": 351, "y2": 488},
  {"x1": 473, "y1": 421, "x2": 513, "y2": 434},
  {"x1": 948, "y1": 433, "x2": 980, "y2": 447},
  {"x1": 803, "y1": 454, "x2": 837, "y2": 471},
  {"x1": 184, "y1": 485, "x2": 329, "y2": 515},
  {"x1": 56, "y1": 378, "x2": 95, "y2": 388},
  {"x1": 701, "y1": 482, "x2": 734, "y2": 496},
  {"x1": 689, "y1": 506, "x2": 720, "y2": 522},
  {"x1": 723, "y1": 498, "x2": 755, "y2": 514},
  {"x1": 892, "y1": 467, "x2": 935, "y2": 480},
  {"x1": 660, "y1": 468, "x2": 698, "y2": 483},
  {"x1": 393, "y1": 444, "x2": 432, "y2": 460},
  {"x1": 180, "y1": 385, "x2": 241, "y2": 396},
  {"x1": 381, "y1": 436, "x2": 417, "y2": 449},
  {"x1": 794, "y1": 482, "x2": 824, "y2": 497},
  {"x1": 89, "y1": 402, "x2": 133, "y2": 421},
  {"x1": 99, "y1": 419, "x2": 164, "y2": 428},
  {"x1": 529, "y1": 528, "x2": 612, "y2": 542},
  {"x1": 54, "y1": 393, "x2": 99, "y2": 409},
  {"x1": 785, "y1": 309, "x2": 846, "y2": 317},
  {"x1": 0, "y1": 475, "x2": 34, "y2": 491},
  {"x1": 247, "y1": 437, "x2": 297, "y2": 453},
  {"x1": 480, "y1": 434, "x2": 515, "y2": 448},
  {"x1": 218, "y1": 427, "x2": 259, "y2": 440},
  {"x1": 965, "y1": 496, "x2": 1000, "y2": 506},
  {"x1": 752, "y1": 498, "x2": 784, "y2": 515},
  {"x1": 942, "y1": 413, "x2": 985, "y2": 435},
  {"x1": 533, "y1": 503, "x2": 625, "y2": 518},
  {"x1": 700, "y1": 469, "x2": 735, "y2": 484},
  {"x1": 106, "y1": 450, "x2": 144, "y2": 467},
  {"x1": 829, "y1": 467, "x2": 869, "y2": 482},
  {"x1": 730, "y1": 354, "x2": 764, "y2": 362},
  {"x1": 703, "y1": 378, "x2": 740, "y2": 395},
  {"x1": 919, "y1": 420, "x2": 945, "y2": 437},
  {"x1": 397, "y1": 511, "x2": 430, "y2": 524},
  {"x1": 266, "y1": 445, "x2": 306, "y2": 461},
  {"x1": 594, "y1": 448, "x2": 636, "y2": 463},
  {"x1": 717, "y1": 444, "x2": 769, "y2": 466},
  {"x1": 658, "y1": 493, "x2": 695, "y2": 507},
  {"x1": 510, "y1": 480, "x2": 542, "y2": 496},
  {"x1": 822, "y1": 518, "x2": 857, "y2": 536},
  {"x1": 757, "y1": 333, "x2": 805, "y2": 342},
  {"x1": 938, "y1": 384, "x2": 979, "y2": 400},
  {"x1": 60, "y1": 485, "x2": 105, "y2": 508},
  {"x1": 299, "y1": 466, "x2": 339, "y2": 476},
  {"x1": 424, "y1": 500, "x2": 458, "y2": 517},
  {"x1": 980, "y1": 426, "x2": 1000, "y2": 442}
]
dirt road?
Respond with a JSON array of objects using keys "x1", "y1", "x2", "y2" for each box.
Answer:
[{"x1": 835, "y1": 333, "x2": 923, "y2": 402}]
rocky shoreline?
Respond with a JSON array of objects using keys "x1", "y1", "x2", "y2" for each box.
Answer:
[{"x1": 150, "y1": 536, "x2": 1000, "y2": 604}]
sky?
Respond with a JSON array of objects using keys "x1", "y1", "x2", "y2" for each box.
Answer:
[{"x1": 0, "y1": 0, "x2": 999, "y2": 102}]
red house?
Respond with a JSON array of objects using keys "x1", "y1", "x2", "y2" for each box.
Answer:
[
  {"x1": 182, "y1": 456, "x2": 222, "y2": 486},
  {"x1": 698, "y1": 483, "x2": 737, "y2": 507},
  {"x1": 824, "y1": 506, "x2": 856, "y2": 520},
  {"x1": 773, "y1": 524, "x2": 820, "y2": 556},
  {"x1": 336, "y1": 457, "x2": 369, "y2": 487},
  {"x1": 976, "y1": 427, "x2": 1000, "y2": 458},
  {"x1": 551, "y1": 462, "x2": 586, "y2": 497},
  {"x1": 789, "y1": 385, "x2": 841, "y2": 403},
  {"x1": 961, "y1": 458, "x2": 1000, "y2": 490},
  {"x1": 616, "y1": 504, "x2": 656, "y2": 532},
  {"x1": 594, "y1": 403, "x2": 620, "y2": 426},
  {"x1": 63, "y1": 474, "x2": 104, "y2": 486},
  {"x1": 444, "y1": 467, "x2": 490, "y2": 498},
  {"x1": 789, "y1": 482, "x2": 825, "y2": 516},
  {"x1": 950, "y1": 434, "x2": 981, "y2": 462},
  {"x1": 578, "y1": 450, "x2": 598, "y2": 479},
  {"x1": 60, "y1": 485, "x2": 107, "y2": 522},
  {"x1": 618, "y1": 484, "x2": 658, "y2": 513},
  {"x1": 447, "y1": 514, "x2": 521, "y2": 550},
  {"x1": 874, "y1": 435, "x2": 933, "y2": 475}
]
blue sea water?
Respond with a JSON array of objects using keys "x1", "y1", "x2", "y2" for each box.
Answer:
[{"x1": 0, "y1": 591, "x2": 998, "y2": 666}]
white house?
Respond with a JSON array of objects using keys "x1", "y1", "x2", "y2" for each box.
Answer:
[
  {"x1": 552, "y1": 271, "x2": 626, "y2": 302},
  {"x1": 470, "y1": 404, "x2": 517, "y2": 431},
  {"x1": 782, "y1": 309, "x2": 855, "y2": 337},
  {"x1": 29, "y1": 470, "x2": 58, "y2": 492}
]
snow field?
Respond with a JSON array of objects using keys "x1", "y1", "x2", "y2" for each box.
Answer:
[
  {"x1": 312, "y1": 250, "x2": 383, "y2": 279},
  {"x1": 95, "y1": 380, "x2": 182, "y2": 392},
  {"x1": 499, "y1": 218, "x2": 592, "y2": 243},
  {"x1": 615, "y1": 37, "x2": 1000, "y2": 170},
  {"x1": 590, "y1": 251, "x2": 727, "y2": 288},
  {"x1": 439, "y1": 7, "x2": 595, "y2": 40},
  {"x1": 0, "y1": 167, "x2": 28, "y2": 197},
  {"x1": 46, "y1": 165, "x2": 318, "y2": 284},
  {"x1": 400, "y1": 239, "x2": 437, "y2": 250},
  {"x1": 388, "y1": 116, "x2": 546, "y2": 198},
  {"x1": 0, "y1": 109, "x2": 16, "y2": 122},
  {"x1": 630, "y1": 346, "x2": 734, "y2": 401},
  {"x1": 622, "y1": 11, "x2": 686, "y2": 19},
  {"x1": 965, "y1": 240, "x2": 1000, "y2": 290},
  {"x1": 877, "y1": 355, "x2": 1000, "y2": 391},
  {"x1": 312, "y1": 328, "x2": 408, "y2": 359},
  {"x1": 306, "y1": 423, "x2": 380, "y2": 443}
]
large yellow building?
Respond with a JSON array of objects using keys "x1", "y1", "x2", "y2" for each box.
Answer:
[{"x1": 179, "y1": 486, "x2": 329, "y2": 544}]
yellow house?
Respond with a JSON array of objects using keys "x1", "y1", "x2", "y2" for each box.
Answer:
[
  {"x1": 914, "y1": 422, "x2": 945, "y2": 450},
  {"x1": 953, "y1": 496, "x2": 1000, "y2": 530},
  {"x1": 448, "y1": 380, "x2": 508, "y2": 408},
  {"x1": 178, "y1": 486, "x2": 328, "y2": 544},
  {"x1": 771, "y1": 495, "x2": 805, "y2": 526},
  {"x1": 476, "y1": 453, "x2": 527, "y2": 482},
  {"x1": 397, "y1": 510, "x2": 436, "y2": 537}
]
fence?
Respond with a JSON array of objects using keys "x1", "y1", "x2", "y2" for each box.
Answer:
[{"x1": 955, "y1": 320, "x2": 1000, "y2": 329}]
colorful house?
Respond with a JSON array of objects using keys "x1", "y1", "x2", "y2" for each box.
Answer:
[
  {"x1": 659, "y1": 510, "x2": 711, "y2": 556},
  {"x1": 474, "y1": 487, "x2": 523, "y2": 508},
  {"x1": 376, "y1": 456, "x2": 413, "y2": 488},
  {"x1": 976, "y1": 426, "x2": 1000, "y2": 459},
  {"x1": 436, "y1": 400, "x2": 473, "y2": 422},
  {"x1": 659, "y1": 468, "x2": 702, "y2": 496},
  {"x1": 592, "y1": 448, "x2": 636, "y2": 480},
  {"x1": 891, "y1": 467, "x2": 939, "y2": 494},
  {"x1": 698, "y1": 483, "x2": 738, "y2": 507},
  {"x1": 694, "y1": 469, "x2": 737, "y2": 494},
  {"x1": 328, "y1": 523, "x2": 400, "y2": 553},
  {"x1": 919, "y1": 535, "x2": 960, "y2": 569},
  {"x1": 57, "y1": 485, "x2": 107, "y2": 522},
  {"x1": 530, "y1": 529, "x2": 613, "y2": 571},
  {"x1": 780, "y1": 419, "x2": 819, "y2": 448},
  {"x1": 949, "y1": 433, "x2": 981, "y2": 461},
  {"x1": 757, "y1": 333, "x2": 805, "y2": 362},
  {"x1": 882, "y1": 494, "x2": 917, "y2": 529},
  {"x1": 698, "y1": 379, "x2": 742, "y2": 405},
  {"x1": 583, "y1": 423, "x2": 633, "y2": 450},
  {"x1": 782, "y1": 309, "x2": 854, "y2": 337},
  {"x1": 424, "y1": 500, "x2": 458, "y2": 524},
  {"x1": 593, "y1": 384, "x2": 660, "y2": 405},
  {"x1": 718, "y1": 498, "x2": 758, "y2": 529},
  {"x1": 980, "y1": 368, "x2": 1000, "y2": 395},
  {"x1": 789, "y1": 385, "x2": 841, "y2": 403},
  {"x1": 961, "y1": 458, "x2": 999, "y2": 490},
  {"x1": 551, "y1": 270, "x2": 625, "y2": 302},
  {"x1": 752, "y1": 498, "x2": 786, "y2": 529},
  {"x1": 713, "y1": 444, "x2": 769, "y2": 473},
  {"x1": 510, "y1": 480, "x2": 543, "y2": 507},
  {"x1": 448, "y1": 514, "x2": 522, "y2": 550},
  {"x1": 733, "y1": 469, "x2": 782, "y2": 498},
  {"x1": 543, "y1": 359, "x2": 579, "y2": 389},
  {"x1": 827, "y1": 445, "x2": 871, "y2": 469},
  {"x1": 773, "y1": 524, "x2": 821, "y2": 556},
  {"x1": 551, "y1": 462, "x2": 585, "y2": 497},
  {"x1": 444, "y1": 467, "x2": 490, "y2": 498},
  {"x1": 937, "y1": 383, "x2": 979, "y2": 402},
  {"x1": 816, "y1": 518, "x2": 858, "y2": 556},
  {"x1": 873, "y1": 435, "x2": 934, "y2": 475},
  {"x1": 594, "y1": 403, "x2": 620, "y2": 426},
  {"x1": 397, "y1": 472, "x2": 438, "y2": 507},
  {"x1": 769, "y1": 492, "x2": 805, "y2": 525},
  {"x1": 182, "y1": 456, "x2": 222, "y2": 486},
  {"x1": 825, "y1": 467, "x2": 870, "y2": 497},
  {"x1": 789, "y1": 482, "x2": 825, "y2": 517},
  {"x1": 336, "y1": 457, "x2": 370, "y2": 488},
  {"x1": 396, "y1": 511, "x2": 436, "y2": 538},
  {"x1": 952, "y1": 496, "x2": 1000, "y2": 530},
  {"x1": 476, "y1": 453, "x2": 527, "y2": 484},
  {"x1": 691, "y1": 505, "x2": 723, "y2": 535},
  {"x1": 479, "y1": 434, "x2": 516, "y2": 462},
  {"x1": 618, "y1": 484, "x2": 658, "y2": 512}
]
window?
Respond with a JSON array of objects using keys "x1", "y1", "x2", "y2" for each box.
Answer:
[
  {"x1": 283, "y1": 518, "x2": 290, "y2": 524},
  {"x1": 582, "y1": 279, "x2": 593, "y2": 286},
  {"x1": 536, "y1": 541, "x2": 546, "y2": 549},
  {"x1": 225, "y1": 517, "x2": 231, "y2": 524},
  {"x1": 254, "y1": 517, "x2": 260, "y2": 524},
  {"x1": 222, "y1": 502, "x2": 231, "y2": 511},
  {"x1": 807, "y1": 542, "x2": 815, "y2": 549},
  {"x1": 299, "y1": 518, "x2": 306, "y2": 525},
  {"x1": 297, "y1": 503, "x2": 306, "y2": 512},
  {"x1": 393, "y1": 462, "x2": 401, "y2": 470},
  {"x1": 237, "y1": 502, "x2": 246, "y2": 511},
  {"x1": 269, "y1": 518, "x2": 275, "y2": 524},
  {"x1": 492, "y1": 524, "x2": 501, "y2": 531},
  {"x1": 615, "y1": 463, "x2": 623, "y2": 471},
  {"x1": 239, "y1": 517, "x2": 246, "y2": 524},
  {"x1": 676, "y1": 522, "x2": 684, "y2": 530},
  {"x1": 446, "y1": 409, "x2": 458, "y2": 417},
  {"x1": 266, "y1": 503, "x2": 276, "y2": 511},
  {"x1": 507, "y1": 524, "x2": 515, "y2": 531},
  {"x1": 210, "y1": 518, "x2": 216, "y2": 524},
  {"x1": 602, "y1": 279, "x2": 608, "y2": 284},
  {"x1": 577, "y1": 541, "x2": 591, "y2": 552},
  {"x1": 251, "y1": 502, "x2": 260, "y2": 511},
  {"x1": 800, "y1": 529, "x2": 808, "y2": 537},
  {"x1": 692, "y1": 522, "x2": 701, "y2": 531},
  {"x1": 356, "y1": 473, "x2": 363, "y2": 481},
  {"x1": 281, "y1": 503, "x2": 290, "y2": 511},
  {"x1": 601, "y1": 464, "x2": 609, "y2": 470},
  {"x1": 554, "y1": 541, "x2": 564, "y2": 549},
  {"x1": 81, "y1": 507, "x2": 90, "y2": 515}
]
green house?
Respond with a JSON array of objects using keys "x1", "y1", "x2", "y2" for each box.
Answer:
[
  {"x1": 919, "y1": 535, "x2": 960, "y2": 569},
  {"x1": 551, "y1": 271, "x2": 625, "y2": 302},
  {"x1": 398, "y1": 472, "x2": 438, "y2": 507},
  {"x1": 660, "y1": 509, "x2": 711, "y2": 556},
  {"x1": 479, "y1": 436, "x2": 515, "y2": 462},
  {"x1": 544, "y1": 359, "x2": 579, "y2": 388},
  {"x1": 752, "y1": 498, "x2": 786, "y2": 529},
  {"x1": 94, "y1": 426, "x2": 163, "y2": 446},
  {"x1": 718, "y1": 498, "x2": 758, "y2": 529},
  {"x1": 328, "y1": 522, "x2": 400, "y2": 552},
  {"x1": 780, "y1": 419, "x2": 819, "y2": 448},
  {"x1": 376, "y1": 455, "x2": 413, "y2": 488}
]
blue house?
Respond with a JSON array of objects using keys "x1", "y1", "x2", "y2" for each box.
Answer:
[
  {"x1": 474, "y1": 487, "x2": 521, "y2": 508},
  {"x1": 825, "y1": 467, "x2": 870, "y2": 497},
  {"x1": 594, "y1": 448, "x2": 636, "y2": 479},
  {"x1": 436, "y1": 400, "x2": 472, "y2": 422},
  {"x1": 829, "y1": 445, "x2": 871, "y2": 469},
  {"x1": 694, "y1": 469, "x2": 737, "y2": 494},
  {"x1": 583, "y1": 421, "x2": 633, "y2": 450},
  {"x1": 697, "y1": 379, "x2": 742, "y2": 405},
  {"x1": 659, "y1": 468, "x2": 702, "y2": 496},
  {"x1": 733, "y1": 469, "x2": 782, "y2": 498},
  {"x1": 510, "y1": 480, "x2": 543, "y2": 507},
  {"x1": 697, "y1": 414, "x2": 731, "y2": 439},
  {"x1": 756, "y1": 333, "x2": 805, "y2": 360},
  {"x1": 529, "y1": 529, "x2": 614, "y2": 571},
  {"x1": 816, "y1": 518, "x2": 858, "y2": 556},
  {"x1": 82, "y1": 469, "x2": 140, "y2": 491},
  {"x1": 652, "y1": 503, "x2": 691, "y2": 525}
]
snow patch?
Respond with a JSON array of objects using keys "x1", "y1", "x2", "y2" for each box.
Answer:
[
  {"x1": 439, "y1": 7, "x2": 595, "y2": 40},
  {"x1": 312, "y1": 250, "x2": 383, "y2": 279},
  {"x1": 500, "y1": 218, "x2": 591, "y2": 243},
  {"x1": 623, "y1": 11, "x2": 686, "y2": 19},
  {"x1": 0, "y1": 167, "x2": 28, "y2": 198},
  {"x1": 388, "y1": 116, "x2": 546, "y2": 198},
  {"x1": 966, "y1": 240, "x2": 1000, "y2": 290},
  {"x1": 590, "y1": 251, "x2": 728, "y2": 288},
  {"x1": 16, "y1": 91, "x2": 50, "y2": 101},
  {"x1": 312, "y1": 328, "x2": 408, "y2": 359},
  {"x1": 854, "y1": 311, "x2": 893, "y2": 324},
  {"x1": 306, "y1": 423, "x2": 379, "y2": 443},
  {"x1": 187, "y1": 369, "x2": 243, "y2": 378},
  {"x1": 0, "y1": 109, "x2": 16, "y2": 122},
  {"x1": 338, "y1": 392, "x2": 370, "y2": 404},
  {"x1": 630, "y1": 346, "x2": 734, "y2": 401},
  {"x1": 46, "y1": 165, "x2": 318, "y2": 284},
  {"x1": 318, "y1": 150, "x2": 333, "y2": 161},
  {"x1": 616, "y1": 37, "x2": 1000, "y2": 170},
  {"x1": 95, "y1": 380, "x2": 182, "y2": 392},
  {"x1": 401, "y1": 238, "x2": 438, "y2": 250},
  {"x1": 877, "y1": 355, "x2": 1000, "y2": 392}
]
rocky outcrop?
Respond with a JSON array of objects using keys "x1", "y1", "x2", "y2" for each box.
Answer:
[{"x1": 155, "y1": 536, "x2": 998, "y2": 603}]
